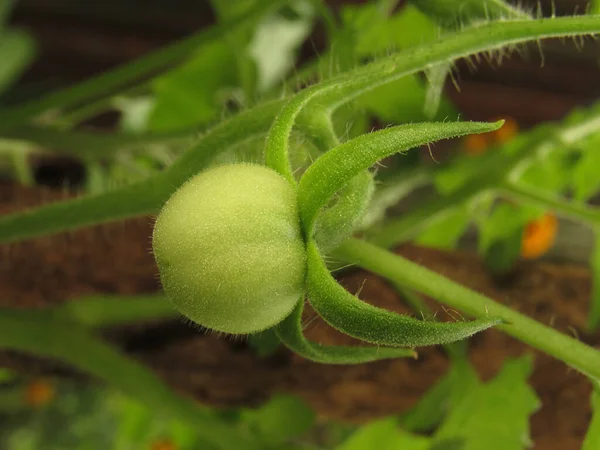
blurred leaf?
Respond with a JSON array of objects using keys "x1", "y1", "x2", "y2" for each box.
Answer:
[
  {"x1": 337, "y1": 418, "x2": 430, "y2": 450},
  {"x1": 588, "y1": 231, "x2": 600, "y2": 330},
  {"x1": 483, "y1": 227, "x2": 522, "y2": 274},
  {"x1": 148, "y1": 40, "x2": 237, "y2": 132},
  {"x1": 519, "y1": 149, "x2": 577, "y2": 193},
  {"x1": 476, "y1": 202, "x2": 541, "y2": 254},
  {"x1": 434, "y1": 157, "x2": 485, "y2": 196},
  {"x1": 435, "y1": 356, "x2": 540, "y2": 450},
  {"x1": 415, "y1": 206, "x2": 471, "y2": 249},
  {"x1": 342, "y1": 4, "x2": 437, "y2": 55},
  {"x1": 340, "y1": 4, "x2": 455, "y2": 124},
  {"x1": 572, "y1": 138, "x2": 600, "y2": 202},
  {"x1": 359, "y1": 74, "x2": 456, "y2": 124},
  {"x1": 112, "y1": 394, "x2": 157, "y2": 450},
  {"x1": 244, "y1": 395, "x2": 315, "y2": 446},
  {"x1": 248, "y1": 328, "x2": 281, "y2": 357},
  {"x1": 583, "y1": 388, "x2": 600, "y2": 450},
  {"x1": 249, "y1": 1, "x2": 314, "y2": 93},
  {"x1": 114, "y1": 96, "x2": 155, "y2": 134},
  {"x1": 0, "y1": 29, "x2": 37, "y2": 96},
  {"x1": 400, "y1": 359, "x2": 474, "y2": 432}
]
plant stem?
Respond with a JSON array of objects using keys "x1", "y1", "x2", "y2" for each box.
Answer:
[
  {"x1": 335, "y1": 238, "x2": 600, "y2": 381},
  {"x1": 3, "y1": 125, "x2": 197, "y2": 156},
  {"x1": 0, "y1": 308, "x2": 261, "y2": 450},
  {"x1": 501, "y1": 181, "x2": 600, "y2": 227},
  {"x1": 53, "y1": 295, "x2": 177, "y2": 327}
]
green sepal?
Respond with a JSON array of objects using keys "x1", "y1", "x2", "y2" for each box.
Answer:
[
  {"x1": 275, "y1": 301, "x2": 415, "y2": 364},
  {"x1": 298, "y1": 120, "x2": 503, "y2": 235},
  {"x1": 306, "y1": 240, "x2": 501, "y2": 347},
  {"x1": 314, "y1": 170, "x2": 374, "y2": 253}
]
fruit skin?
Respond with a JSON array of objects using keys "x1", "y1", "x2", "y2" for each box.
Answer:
[{"x1": 152, "y1": 164, "x2": 306, "y2": 334}]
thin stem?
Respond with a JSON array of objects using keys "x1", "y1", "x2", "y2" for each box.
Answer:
[
  {"x1": 335, "y1": 238, "x2": 600, "y2": 381},
  {"x1": 3, "y1": 126, "x2": 196, "y2": 156},
  {"x1": 501, "y1": 181, "x2": 600, "y2": 227},
  {"x1": 0, "y1": 308, "x2": 261, "y2": 450}
]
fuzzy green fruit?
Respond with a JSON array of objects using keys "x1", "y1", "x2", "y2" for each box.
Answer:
[{"x1": 152, "y1": 164, "x2": 306, "y2": 334}]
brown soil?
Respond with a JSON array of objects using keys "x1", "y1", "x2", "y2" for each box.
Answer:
[{"x1": 1, "y1": 184, "x2": 599, "y2": 450}]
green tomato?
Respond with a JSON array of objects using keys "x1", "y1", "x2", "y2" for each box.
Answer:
[{"x1": 152, "y1": 163, "x2": 306, "y2": 334}]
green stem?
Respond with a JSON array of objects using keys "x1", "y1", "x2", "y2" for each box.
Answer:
[
  {"x1": 3, "y1": 125, "x2": 196, "y2": 156},
  {"x1": 0, "y1": 0, "x2": 287, "y2": 133},
  {"x1": 53, "y1": 295, "x2": 176, "y2": 327},
  {"x1": 501, "y1": 181, "x2": 600, "y2": 227},
  {"x1": 335, "y1": 238, "x2": 600, "y2": 381},
  {"x1": 322, "y1": 15, "x2": 600, "y2": 111},
  {"x1": 0, "y1": 308, "x2": 261, "y2": 450}
]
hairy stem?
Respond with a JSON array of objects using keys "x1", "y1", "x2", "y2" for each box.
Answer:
[{"x1": 336, "y1": 238, "x2": 600, "y2": 381}]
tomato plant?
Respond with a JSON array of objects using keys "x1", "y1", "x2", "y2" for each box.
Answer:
[{"x1": 1, "y1": 0, "x2": 600, "y2": 448}]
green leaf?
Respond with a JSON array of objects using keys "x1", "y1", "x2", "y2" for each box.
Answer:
[
  {"x1": 435, "y1": 356, "x2": 540, "y2": 450},
  {"x1": 476, "y1": 202, "x2": 541, "y2": 254},
  {"x1": 0, "y1": 29, "x2": 37, "y2": 96},
  {"x1": 588, "y1": 231, "x2": 600, "y2": 331},
  {"x1": 347, "y1": 5, "x2": 455, "y2": 123},
  {"x1": 518, "y1": 148, "x2": 577, "y2": 193},
  {"x1": 148, "y1": 41, "x2": 237, "y2": 132},
  {"x1": 342, "y1": 3, "x2": 437, "y2": 55},
  {"x1": 306, "y1": 240, "x2": 501, "y2": 347},
  {"x1": 0, "y1": 0, "x2": 287, "y2": 132},
  {"x1": 243, "y1": 395, "x2": 315, "y2": 446},
  {"x1": 572, "y1": 137, "x2": 600, "y2": 202},
  {"x1": 400, "y1": 353, "x2": 480, "y2": 433},
  {"x1": 415, "y1": 206, "x2": 471, "y2": 250},
  {"x1": 337, "y1": 418, "x2": 431, "y2": 450},
  {"x1": 298, "y1": 121, "x2": 503, "y2": 234},
  {"x1": 249, "y1": 2, "x2": 313, "y2": 93},
  {"x1": 358, "y1": 74, "x2": 457, "y2": 124},
  {"x1": 583, "y1": 388, "x2": 600, "y2": 450},
  {"x1": 275, "y1": 301, "x2": 416, "y2": 364}
]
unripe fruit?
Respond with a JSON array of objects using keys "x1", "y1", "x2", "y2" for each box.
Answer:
[{"x1": 152, "y1": 164, "x2": 306, "y2": 334}]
